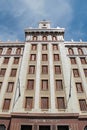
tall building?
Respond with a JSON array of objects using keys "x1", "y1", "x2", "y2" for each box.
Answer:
[{"x1": 0, "y1": 20, "x2": 87, "y2": 130}]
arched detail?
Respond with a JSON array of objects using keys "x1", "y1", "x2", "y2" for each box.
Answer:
[
  {"x1": 78, "y1": 48, "x2": 83, "y2": 55},
  {"x1": 0, "y1": 124, "x2": 6, "y2": 130},
  {"x1": 16, "y1": 48, "x2": 21, "y2": 55},
  {"x1": 33, "y1": 36, "x2": 37, "y2": 41},
  {"x1": 52, "y1": 36, "x2": 57, "y2": 41},
  {"x1": 0, "y1": 48, "x2": 3, "y2": 55},
  {"x1": 68, "y1": 48, "x2": 74, "y2": 55},
  {"x1": 7, "y1": 48, "x2": 12, "y2": 55},
  {"x1": 84, "y1": 126, "x2": 87, "y2": 130},
  {"x1": 43, "y1": 36, "x2": 47, "y2": 41}
]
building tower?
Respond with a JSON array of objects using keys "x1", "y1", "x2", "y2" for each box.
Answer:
[{"x1": 0, "y1": 20, "x2": 87, "y2": 130}]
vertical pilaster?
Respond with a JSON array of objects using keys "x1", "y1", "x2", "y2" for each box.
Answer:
[
  {"x1": 48, "y1": 43, "x2": 56, "y2": 111},
  {"x1": 34, "y1": 44, "x2": 41, "y2": 111}
]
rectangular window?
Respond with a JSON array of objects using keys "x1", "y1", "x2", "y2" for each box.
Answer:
[
  {"x1": 41, "y1": 80, "x2": 48, "y2": 90},
  {"x1": 41, "y1": 97, "x2": 49, "y2": 109},
  {"x1": 42, "y1": 44, "x2": 47, "y2": 50},
  {"x1": 3, "y1": 57, "x2": 9, "y2": 64},
  {"x1": 27, "y1": 80, "x2": 34, "y2": 90},
  {"x1": 56, "y1": 80, "x2": 63, "y2": 91},
  {"x1": 54, "y1": 54, "x2": 59, "y2": 61},
  {"x1": 76, "y1": 83, "x2": 83, "y2": 93},
  {"x1": 10, "y1": 69, "x2": 17, "y2": 77},
  {"x1": 30, "y1": 54, "x2": 36, "y2": 61},
  {"x1": 57, "y1": 97, "x2": 65, "y2": 109},
  {"x1": 80, "y1": 58, "x2": 86, "y2": 64},
  {"x1": 84, "y1": 69, "x2": 87, "y2": 77},
  {"x1": 3, "y1": 99, "x2": 11, "y2": 110},
  {"x1": 31, "y1": 44, "x2": 37, "y2": 50},
  {"x1": 25, "y1": 97, "x2": 33, "y2": 109},
  {"x1": 21, "y1": 125, "x2": 32, "y2": 130},
  {"x1": 42, "y1": 66, "x2": 48, "y2": 74},
  {"x1": 0, "y1": 82, "x2": 2, "y2": 90},
  {"x1": 53, "y1": 44, "x2": 58, "y2": 50},
  {"x1": 0, "y1": 69, "x2": 6, "y2": 76},
  {"x1": 73, "y1": 69, "x2": 79, "y2": 77},
  {"x1": 57, "y1": 126, "x2": 69, "y2": 130},
  {"x1": 13, "y1": 57, "x2": 19, "y2": 64},
  {"x1": 55, "y1": 66, "x2": 61, "y2": 74},
  {"x1": 79, "y1": 99, "x2": 87, "y2": 111},
  {"x1": 70, "y1": 57, "x2": 76, "y2": 64},
  {"x1": 7, "y1": 82, "x2": 14, "y2": 92},
  {"x1": 42, "y1": 54, "x2": 48, "y2": 61},
  {"x1": 28, "y1": 66, "x2": 35, "y2": 74}
]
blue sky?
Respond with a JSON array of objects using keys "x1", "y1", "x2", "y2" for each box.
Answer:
[{"x1": 0, "y1": 0, "x2": 87, "y2": 42}]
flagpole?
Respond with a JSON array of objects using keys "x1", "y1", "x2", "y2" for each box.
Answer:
[
  {"x1": 66, "y1": 66, "x2": 72, "y2": 109},
  {"x1": 12, "y1": 55, "x2": 23, "y2": 112}
]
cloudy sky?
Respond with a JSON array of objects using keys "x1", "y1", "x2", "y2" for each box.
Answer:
[{"x1": 0, "y1": 0, "x2": 87, "y2": 41}]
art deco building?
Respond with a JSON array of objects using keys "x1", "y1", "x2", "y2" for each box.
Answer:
[{"x1": 0, "y1": 21, "x2": 87, "y2": 130}]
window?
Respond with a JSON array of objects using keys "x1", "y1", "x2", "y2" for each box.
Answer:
[
  {"x1": 42, "y1": 66, "x2": 48, "y2": 74},
  {"x1": 79, "y1": 99, "x2": 87, "y2": 111},
  {"x1": 57, "y1": 97, "x2": 65, "y2": 109},
  {"x1": 41, "y1": 97, "x2": 49, "y2": 109},
  {"x1": 41, "y1": 80, "x2": 48, "y2": 90},
  {"x1": 42, "y1": 44, "x2": 47, "y2": 50},
  {"x1": 52, "y1": 36, "x2": 57, "y2": 41},
  {"x1": 13, "y1": 57, "x2": 19, "y2": 64},
  {"x1": 28, "y1": 66, "x2": 35, "y2": 74},
  {"x1": 0, "y1": 125, "x2": 6, "y2": 130},
  {"x1": 78, "y1": 48, "x2": 83, "y2": 55},
  {"x1": 27, "y1": 80, "x2": 34, "y2": 90},
  {"x1": 84, "y1": 69, "x2": 87, "y2": 77},
  {"x1": 68, "y1": 48, "x2": 74, "y2": 55},
  {"x1": 43, "y1": 36, "x2": 47, "y2": 41},
  {"x1": 42, "y1": 54, "x2": 48, "y2": 61},
  {"x1": 0, "y1": 69, "x2": 6, "y2": 76},
  {"x1": 76, "y1": 83, "x2": 83, "y2": 93},
  {"x1": 53, "y1": 44, "x2": 58, "y2": 50},
  {"x1": 84, "y1": 126, "x2": 87, "y2": 130},
  {"x1": 54, "y1": 54, "x2": 59, "y2": 61},
  {"x1": 57, "y1": 126, "x2": 69, "y2": 130},
  {"x1": 16, "y1": 48, "x2": 21, "y2": 55},
  {"x1": 7, "y1": 82, "x2": 14, "y2": 92},
  {"x1": 73, "y1": 69, "x2": 79, "y2": 77},
  {"x1": 0, "y1": 82, "x2": 2, "y2": 90},
  {"x1": 25, "y1": 97, "x2": 33, "y2": 109},
  {"x1": 30, "y1": 54, "x2": 36, "y2": 61},
  {"x1": 6, "y1": 48, "x2": 12, "y2": 55},
  {"x1": 3, "y1": 57, "x2": 9, "y2": 64},
  {"x1": 70, "y1": 57, "x2": 76, "y2": 64},
  {"x1": 10, "y1": 69, "x2": 17, "y2": 77},
  {"x1": 56, "y1": 80, "x2": 63, "y2": 91},
  {"x1": 3, "y1": 99, "x2": 11, "y2": 110},
  {"x1": 21, "y1": 125, "x2": 32, "y2": 130},
  {"x1": 80, "y1": 58, "x2": 86, "y2": 64},
  {"x1": 55, "y1": 66, "x2": 61, "y2": 74},
  {"x1": 31, "y1": 44, "x2": 37, "y2": 50},
  {"x1": 33, "y1": 36, "x2": 37, "y2": 41},
  {"x1": 39, "y1": 126, "x2": 50, "y2": 130},
  {"x1": 0, "y1": 48, "x2": 3, "y2": 55}
]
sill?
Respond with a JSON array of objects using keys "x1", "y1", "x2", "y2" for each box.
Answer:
[
  {"x1": 80, "y1": 110, "x2": 87, "y2": 113},
  {"x1": 2, "y1": 109, "x2": 9, "y2": 112},
  {"x1": 41, "y1": 109, "x2": 49, "y2": 111}
]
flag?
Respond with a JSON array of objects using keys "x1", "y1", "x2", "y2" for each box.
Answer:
[{"x1": 13, "y1": 78, "x2": 21, "y2": 108}]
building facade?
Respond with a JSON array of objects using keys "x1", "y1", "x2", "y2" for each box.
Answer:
[{"x1": 0, "y1": 21, "x2": 87, "y2": 130}]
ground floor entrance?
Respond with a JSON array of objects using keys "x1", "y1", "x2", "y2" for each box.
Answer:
[
  {"x1": 0, "y1": 113, "x2": 87, "y2": 130},
  {"x1": 21, "y1": 125, "x2": 69, "y2": 130}
]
